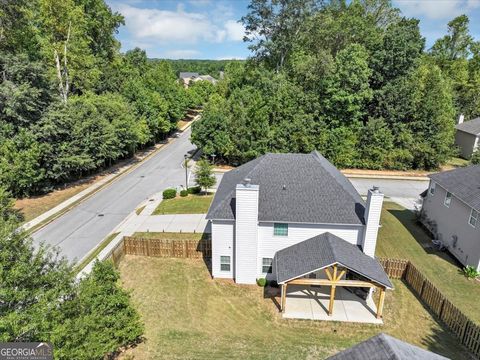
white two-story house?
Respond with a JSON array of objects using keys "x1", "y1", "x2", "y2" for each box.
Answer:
[{"x1": 206, "y1": 151, "x2": 385, "y2": 285}]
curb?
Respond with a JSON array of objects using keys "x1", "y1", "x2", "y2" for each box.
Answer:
[{"x1": 28, "y1": 120, "x2": 197, "y2": 235}]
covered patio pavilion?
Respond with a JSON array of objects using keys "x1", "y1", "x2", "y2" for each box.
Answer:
[{"x1": 273, "y1": 233, "x2": 394, "y2": 323}]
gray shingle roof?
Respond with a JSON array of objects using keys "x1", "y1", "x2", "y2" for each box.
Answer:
[
  {"x1": 206, "y1": 152, "x2": 365, "y2": 225},
  {"x1": 429, "y1": 165, "x2": 480, "y2": 211},
  {"x1": 273, "y1": 233, "x2": 393, "y2": 288},
  {"x1": 455, "y1": 117, "x2": 480, "y2": 136},
  {"x1": 179, "y1": 72, "x2": 199, "y2": 79},
  {"x1": 327, "y1": 333, "x2": 449, "y2": 360}
]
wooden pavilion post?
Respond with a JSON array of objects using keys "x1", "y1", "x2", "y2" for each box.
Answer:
[
  {"x1": 281, "y1": 283, "x2": 287, "y2": 313},
  {"x1": 376, "y1": 287, "x2": 386, "y2": 319},
  {"x1": 328, "y1": 265, "x2": 338, "y2": 316}
]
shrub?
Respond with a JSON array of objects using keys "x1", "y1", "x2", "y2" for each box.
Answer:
[
  {"x1": 180, "y1": 189, "x2": 188, "y2": 197},
  {"x1": 187, "y1": 186, "x2": 201, "y2": 194},
  {"x1": 162, "y1": 188, "x2": 177, "y2": 199},
  {"x1": 471, "y1": 150, "x2": 480, "y2": 165},
  {"x1": 463, "y1": 265, "x2": 480, "y2": 279},
  {"x1": 256, "y1": 278, "x2": 267, "y2": 287}
]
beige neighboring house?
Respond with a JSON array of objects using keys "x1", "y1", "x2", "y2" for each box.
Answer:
[
  {"x1": 421, "y1": 165, "x2": 480, "y2": 270},
  {"x1": 178, "y1": 72, "x2": 217, "y2": 87},
  {"x1": 455, "y1": 115, "x2": 480, "y2": 159}
]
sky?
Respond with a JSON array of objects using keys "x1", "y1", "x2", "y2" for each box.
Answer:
[{"x1": 106, "y1": 0, "x2": 480, "y2": 60}]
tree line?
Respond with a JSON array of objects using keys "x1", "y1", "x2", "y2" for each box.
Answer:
[
  {"x1": 192, "y1": 0, "x2": 480, "y2": 170},
  {"x1": 0, "y1": 0, "x2": 214, "y2": 197}
]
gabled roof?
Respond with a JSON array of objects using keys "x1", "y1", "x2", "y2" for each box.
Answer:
[
  {"x1": 206, "y1": 152, "x2": 365, "y2": 225},
  {"x1": 429, "y1": 165, "x2": 480, "y2": 212},
  {"x1": 456, "y1": 117, "x2": 480, "y2": 136},
  {"x1": 273, "y1": 233, "x2": 393, "y2": 289},
  {"x1": 327, "y1": 333, "x2": 449, "y2": 360},
  {"x1": 179, "y1": 72, "x2": 199, "y2": 79}
]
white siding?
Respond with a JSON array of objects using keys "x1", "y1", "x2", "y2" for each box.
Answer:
[
  {"x1": 362, "y1": 188, "x2": 384, "y2": 257},
  {"x1": 235, "y1": 184, "x2": 259, "y2": 284},
  {"x1": 258, "y1": 222, "x2": 363, "y2": 280},
  {"x1": 211, "y1": 220, "x2": 235, "y2": 279}
]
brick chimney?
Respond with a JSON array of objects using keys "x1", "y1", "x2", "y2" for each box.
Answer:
[{"x1": 362, "y1": 186, "x2": 384, "y2": 257}]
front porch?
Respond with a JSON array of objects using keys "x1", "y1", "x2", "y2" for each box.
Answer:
[{"x1": 283, "y1": 284, "x2": 382, "y2": 324}]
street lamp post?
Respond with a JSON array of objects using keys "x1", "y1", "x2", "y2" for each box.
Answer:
[
  {"x1": 184, "y1": 154, "x2": 189, "y2": 190},
  {"x1": 211, "y1": 153, "x2": 216, "y2": 164}
]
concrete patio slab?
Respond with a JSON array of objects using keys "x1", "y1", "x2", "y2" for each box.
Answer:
[{"x1": 283, "y1": 285, "x2": 382, "y2": 324}]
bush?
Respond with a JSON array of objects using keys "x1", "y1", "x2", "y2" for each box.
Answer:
[
  {"x1": 256, "y1": 278, "x2": 267, "y2": 287},
  {"x1": 471, "y1": 151, "x2": 480, "y2": 165},
  {"x1": 180, "y1": 189, "x2": 188, "y2": 197},
  {"x1": 187, "y1": 186, "x2": 201, "y2": 194},
  {"x1": 463, "y1": 265, "x2": 480, "y2": 279},
  {"x1": 162, "y1": 188, "x2": 177, "y2": 199}
]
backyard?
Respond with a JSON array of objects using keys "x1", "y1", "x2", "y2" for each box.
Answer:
[
  {"x1": 119, "y1": 256, "x2": 469, "y2": 360},
  {"x1": 376, "y1": 201, "x2": 480, "y2": 323}
]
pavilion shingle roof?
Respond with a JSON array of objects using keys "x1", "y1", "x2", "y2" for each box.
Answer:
[
  {"x1": 273, "y1": 233, "x2": 393, "y2": 289},
  {"x1": 206, "y1": 151, "x2": 365, "y2": 225}
]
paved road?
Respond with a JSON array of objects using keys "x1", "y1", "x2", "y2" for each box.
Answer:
[
  {"x1": 348, "y1": 178, "x2": 429, "y2": 198},
  {"x1": 33, "y1": 128, "x2": 197, "y2": 262}
]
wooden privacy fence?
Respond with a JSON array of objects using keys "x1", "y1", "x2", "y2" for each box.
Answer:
[
  {"x1": 122, "y1": 235, "x2": 211, "y2": 259},
  {"x1": 379, "y1": 257, "x2": 480, "y2": 358}
]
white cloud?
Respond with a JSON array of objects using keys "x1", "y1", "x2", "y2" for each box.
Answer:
[
  {"x1": 224, "y1": 20, "x2": 245, "y2": 41},
  {"x1": 189, "y1": 0, "x2": 212, "y2": 6},
  {"x1": 396, "y1": 0, "x2": 477, "y2": 20},
  {"x1": 164, "y1": 49, "x2": 201, "y2": 59},
  {"x1": 117, "y1": 3, "x2": 244, "y2": 44}
]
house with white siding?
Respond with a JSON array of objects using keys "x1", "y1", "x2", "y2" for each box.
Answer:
[
  {"x1": 421, "y1": 165, "x2": 480, "y2": 270},
  {"x1": 206, "y1": 152, "x2": 393, "y2": 322}
]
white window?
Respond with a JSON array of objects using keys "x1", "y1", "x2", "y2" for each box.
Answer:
[
  {"x1": 274, "y1": 223, "x2": 288, "y2": 236},
  {"x1": 444, "y1": 192, "x2": 452, "y2": 207},
  {"x1": 220, "y1": 256, "x2": 231, "y2": 272},
  {"x1": 262, "y1": 258, "x2": 273, "y2": 273},
  {"x1": 429, "y1": 182, "x2": 436, "y2": 195},
  {"x1": 469, "y1": 209, "x2": 478, "y2": 228}
]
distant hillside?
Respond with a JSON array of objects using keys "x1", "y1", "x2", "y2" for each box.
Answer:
[{"x1": 149, "y1": 59, "x2": 244, "y2": 78}]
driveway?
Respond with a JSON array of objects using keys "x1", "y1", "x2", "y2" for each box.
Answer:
[{"x1": 33, "y1": 128, "x2": 197, "y2": 262}]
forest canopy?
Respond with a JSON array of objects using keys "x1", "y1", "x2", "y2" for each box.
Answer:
[{"x1": 192, "y1": 0, "x2": 480, "y2": 170}]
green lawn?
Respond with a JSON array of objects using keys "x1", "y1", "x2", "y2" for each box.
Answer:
[
  {"x1": 444, "y1": 157, "x2": 469, "y2": 169},
  {"x1": 377, "y1": 202, "x2": 480, "y2": 323},
  {"x1": 119, "y1": 256, "x2": 469, "y2": 360},
  {"x1": 152, "y1": 194, "x2": 213, "y2": 215}
]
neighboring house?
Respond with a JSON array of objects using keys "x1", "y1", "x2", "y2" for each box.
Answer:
[
  {"x1": 206, "y1": 151, "x2": 386, "y2": 284},
  {"x1": 192, "y1": 75, "x2": 217, "y2": 85},
  {"x1": 178, "y1": 72, "x2": 217, "y2": 87},
  {"x1": 455, "y1": 115, "x2": 480, "y2": 159},
  {"x1": 179, "y1": 72, "x2": 199, "y2": 87},
  {"x1": 327, "y1": 333, "x2": 448, "y2": 359},
  {"x1": 421, "y1": 165, "x2": 480, "y2": 270}
]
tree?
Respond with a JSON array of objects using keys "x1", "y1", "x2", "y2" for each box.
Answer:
[
  {"x1": 431, "y1": 15, "x2": 473, "y2": 62},
  {"x1": 0, "y1": 189, "x2": 143, "y2": 357},
  {"x1": 241, "y1": 0, "x2": 321, "y2": 71},
  {"x1": 195, "y1": 159, "x2": 216, "y2": 193},
  {"x1": 52, "y1": 261, "x2": 143, "y2": 359}
]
